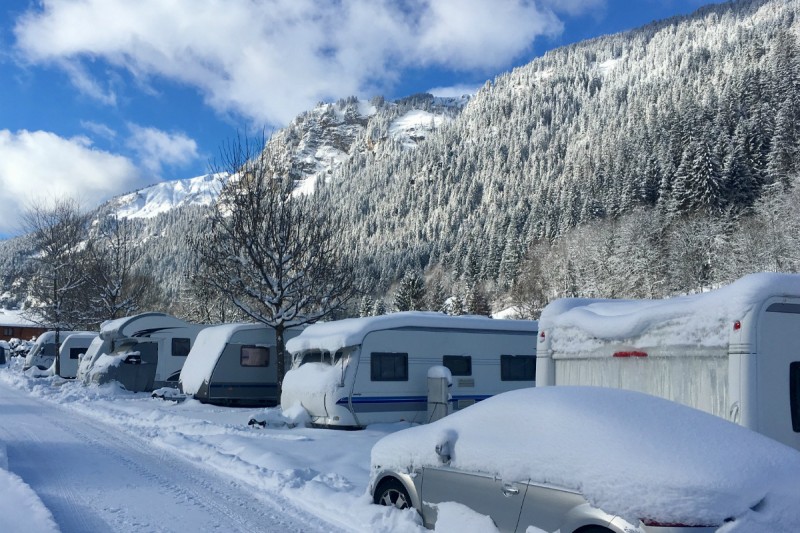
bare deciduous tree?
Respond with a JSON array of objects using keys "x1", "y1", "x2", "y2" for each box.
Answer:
[
  {"x1": 82, "y1": 214, "x2": 156, "y2": 326},
  {"x1": 22, "y1": 198, "x2": 89, "y2": 372},
  {"x1": 194, "y1": 133, "x2": 356, "y2": 396}
]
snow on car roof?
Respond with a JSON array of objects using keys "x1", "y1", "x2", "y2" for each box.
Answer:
[
  {"x1": 286, "y1": 311, "x2": 537, "y2": 354},
  {"x1": 539, "y1": 272, "x2": 800, "y2": 353},
  {"x1": 370, "y1": 386, "x2": 800, "y2": 529}
]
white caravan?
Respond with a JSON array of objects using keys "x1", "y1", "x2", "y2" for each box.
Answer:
[
  {"x1": 57, "y1": 333, "x2": 98, "y2": 379},
  {"x1": 536, "y1": 272, "x2": 800, "y2": 451},
  {"x1": 180, "y1": 323, "x2": 303, "y2": 406},
  {"x1": 78, "y1": 312, "x2": 209, "y2": 392},
  {"x1": 282, "y1": 312, "x2": 538, "y2": 428},
  {"x1": 24, "y1": 330, "x2": 94, "y2": 371}
]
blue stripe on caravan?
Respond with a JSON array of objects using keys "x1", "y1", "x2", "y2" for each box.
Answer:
[
  {"x1": 451, "y1": 395, "x2": 491, "y2": 401},
  {"x1": 335, "y1": 394, "x2": 494, "y2": 413},
  {"x1": 338, "y1": 394, "x2": 493, "y2": 404}
]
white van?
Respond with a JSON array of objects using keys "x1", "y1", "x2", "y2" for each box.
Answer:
[{"x1": 24, "y1": 330, "x2": 94, "y2": 371}]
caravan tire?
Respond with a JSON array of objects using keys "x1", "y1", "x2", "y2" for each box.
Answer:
[{"x1": 374, "y1": 478, "x2": 411, "y2": 510}]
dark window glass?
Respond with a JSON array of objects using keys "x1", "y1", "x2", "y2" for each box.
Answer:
[
  {"x1": 301, "y1": 350, "x2": 325, "y2": 364},
  {"x1": 501, "y1": 355, "x2": 536, "y2": 381},
  {"x1": 443, "y1": 355, "x2": 472, "y2": 376},
  {"x1": 69, "y1": 347, "x2": 86, "y2": 360},
  {"x1": 172, "y1": 338, "x2": 191, "y2": 357},
  {"x1": 791, "y1": 362, "x2": 800, "y2": 433},
  {"x1": 241, "y1": 346, "x2": 269, "y2": 367},
  {"x1": 3, "y1": 328, "x2": 12, "y2": 336},
  {"x1": 371, "y1": 352, "x2": 408, "y2": 381},
  {"x1": 300, "y1": 350, "x2": 343, "y2": 365}
]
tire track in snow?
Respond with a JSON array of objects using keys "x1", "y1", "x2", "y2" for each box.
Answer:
[{"x1": 0, "y1": 381, "x2": 340, "y2": 532}]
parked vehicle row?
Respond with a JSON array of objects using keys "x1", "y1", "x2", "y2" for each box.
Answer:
[{"x1": 10, "y1": 273, "x2": 800, "y2": 531}]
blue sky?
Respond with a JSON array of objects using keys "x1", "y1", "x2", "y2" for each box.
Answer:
[{"x1": 0, "y1": 0, "x2": 715, "y2": 235}]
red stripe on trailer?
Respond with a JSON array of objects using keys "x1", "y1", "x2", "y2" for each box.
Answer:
[{"x1": 613, "y1": 351, "x2": 648, "y2": 358}]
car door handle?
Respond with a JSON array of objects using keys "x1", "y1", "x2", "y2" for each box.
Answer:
[{"x1": 501, "y1": 484, "x2": 519, "y2": 496}]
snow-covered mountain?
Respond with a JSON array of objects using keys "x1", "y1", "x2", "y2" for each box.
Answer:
[
  {"x1": 5, "y1": 0, "x2": 800, "y2": 317},
  {"x1": 105, "y1": 174, "x2": 221, "y2": 220},
  {"x1": 98, "y1": 93, "x2": 469, "y2": 217}
]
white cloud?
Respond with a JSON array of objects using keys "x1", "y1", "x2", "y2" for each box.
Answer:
[
  {"x1": 428, "y1": 83, "x2": 484, "y2": 98},
  {"x1": 80, "y1": 120, "x2": 117, "y2": 140},
  {"x1": 125, "y1": 124, "x2": 199, "y2": 174},
  {"x1": 13, "y1": 0, "x2": 604, "y2": 126},
  {"x1": 0, "y1": 130, "x2": 142, "y2": 234}
]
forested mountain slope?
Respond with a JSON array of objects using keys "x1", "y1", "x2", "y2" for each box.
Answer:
[
  {"x1": 3, "y1": 0, "x2": 800, "y2": 317},
  {"x1": 318, "y1": 0, "x2": 800, "y2": 301}
]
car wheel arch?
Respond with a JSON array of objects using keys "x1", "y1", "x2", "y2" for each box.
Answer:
[{"x1": 372, "y1": 472, "x2": 422, "y2": 511}]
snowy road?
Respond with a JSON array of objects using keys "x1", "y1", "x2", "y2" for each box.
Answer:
[{"x1": 0, "y1": 380, "x2": 339, "y2": 533}]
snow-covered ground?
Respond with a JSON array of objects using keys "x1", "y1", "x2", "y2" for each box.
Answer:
[
  {"x1": 0, "y1": 356, "x2": 425, "y2": 533},
  {"x1": 4, "y1": 350, "x2": 799, "y2": 533}
]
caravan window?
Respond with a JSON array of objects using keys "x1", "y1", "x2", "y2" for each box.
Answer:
[
  {"x1": 172, "y1": 338, "x2": 191, "y2": 357},
  {"x1": 443, "y1": 355, "x2": 472, "y2": 376},
  {"x1": 371, "y1": 352, "x2": 408, "y2": 381},
  {"x1": 300, "y1": 350, "x2": 343, "y2": 365},
  {"x1": 791, "y1": 362, "x2": 800, "y2": 433},
  {"x1": 241, "y1": 346, "x2": 270, "y2": 367},
  {"x1": 69, "y1": 347, "x2": 86, "y2": 360},
  {"x1": 501, "y1": 355, "x2": 536, "y2": 381}
]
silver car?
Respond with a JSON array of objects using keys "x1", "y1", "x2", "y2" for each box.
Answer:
[
  {"x1": 369, "y1": 386, "x2": 800, "y2": 532},
  {"x1": 371, "y1": 468, "x2": 715, "y2": 533}
]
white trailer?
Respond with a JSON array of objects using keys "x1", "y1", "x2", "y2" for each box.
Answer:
[
  {"x1": 57, "y1": 333, "x2": 98, "y2": 379},
  {"x1": 180, "y1": 323, "x2": 303, "y2": 406},
  {"x1": 282, "y1": 312, "x2": 538, "y2": 429},
  {"x1": 78, "y1": 312, "x2": 209, "y2": 392},
  {"x1": 536, "y1": 272, "x2": 800, "y2": 451},
  {"x1": 23, "y1": 330, "x2": 94, "y2": 371}
]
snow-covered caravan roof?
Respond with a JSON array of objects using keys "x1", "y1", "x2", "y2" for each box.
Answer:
[
  {"x1": 99, "y1": 312, "x2": 191, "y2": 340},
  {"x1": 60, "y1": 332, "x2": 98, "y2": 344},
  {"x1": 180, "y1": 323, "x2": 263, "y2": 394},
  {"x1": 33, "y1": 330, "x2": 94, "y2": 346},
  {"x1": 539, "y1": 272, "x2": 800, "y2": 355},
  {"x1": 286, "y1": 311, "x2": 538, "y2": 355}
]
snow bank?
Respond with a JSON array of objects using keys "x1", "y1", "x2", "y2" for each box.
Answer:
[
  {"x1": 0, "y1": 443, "x2": 59, "y2": 533},
  {"x1": 371, "y1": 386, "x2": 800, "y2": 530},
  {"x1": 539, "y1": 273, "x2": 800, "y2": 354},
  {"x1": 433, "y1": 502, "x2": 499, "y2": 533},
  {"x1": 180, "y1": 323, "x2": 251, "y2": 394},
  {"x1": 287, "y1": 311, "x2": 536, "y2": 354}
]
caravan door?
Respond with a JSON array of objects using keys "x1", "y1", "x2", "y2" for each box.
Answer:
[{"x1": 757, "y1": 299, "x2": 800, "y2": 451}]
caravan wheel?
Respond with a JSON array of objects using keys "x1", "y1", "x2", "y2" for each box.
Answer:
[{"x1": 374, "y1": 478, "x2": 411, "y2": 510}]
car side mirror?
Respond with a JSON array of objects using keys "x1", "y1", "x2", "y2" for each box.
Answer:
[{"x1": 435, "y1": 441, "x2": 450, "y2": 464}]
